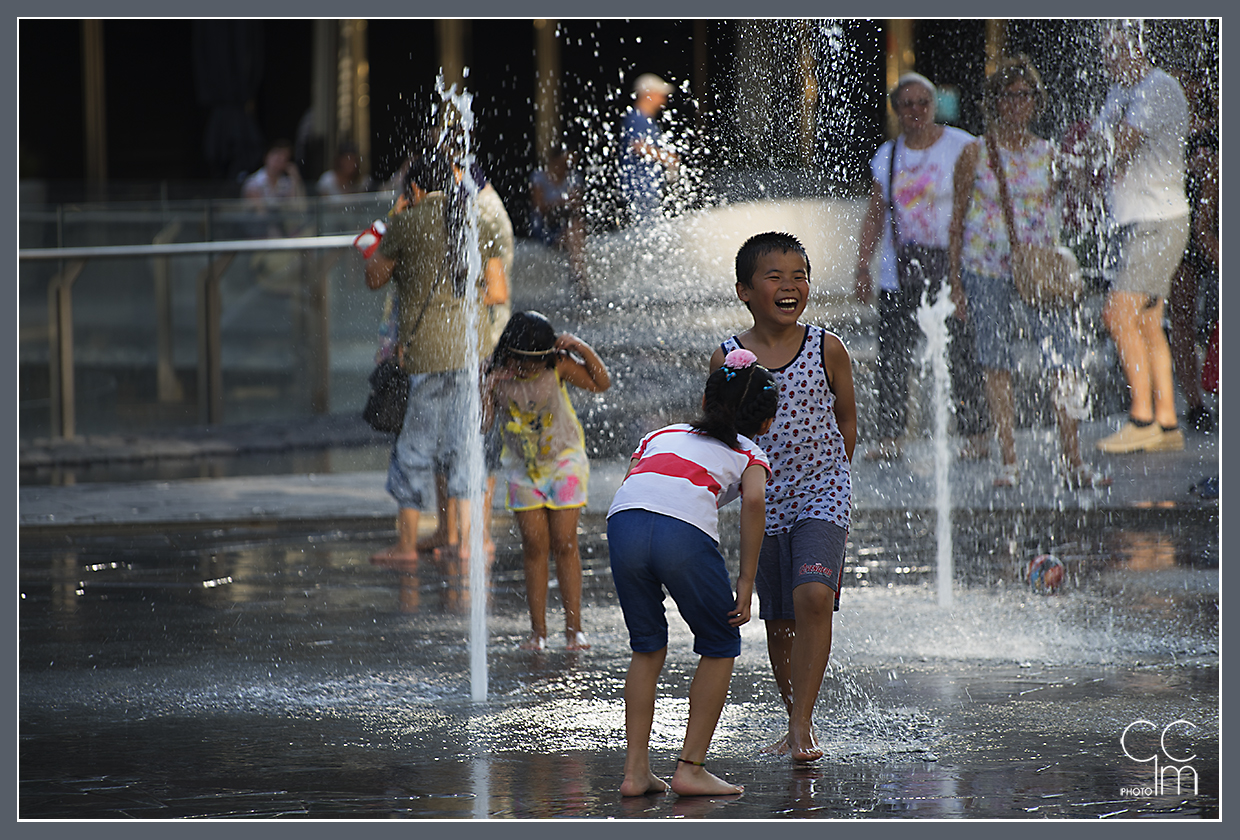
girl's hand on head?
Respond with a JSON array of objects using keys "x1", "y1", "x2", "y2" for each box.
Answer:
[{"x1": 553, "y1": 333, "x2": 582, "y2": 354}]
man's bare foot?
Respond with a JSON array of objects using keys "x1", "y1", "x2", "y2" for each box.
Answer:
[
  {"x1": 519, "y1": 633, "x2": 547, "y2": 651},
  {"x1": 370, "y1": 545, "x2": 418, "y2": 566},
  {"x1": 670, "y1": 761, "x2": 744, "y2": 796},
  {"x1": 619, "y1": 771, "x2": 668, "y2": 797},
  {"x1": 760, "y1": 733, "x2": 790, "y2": 755},
  {"x1": 566, "y1": 631, "x2": 591, "y2": 651},
  {"x1": 416, "y1": 529, "x2": 453, "y2": 552}
]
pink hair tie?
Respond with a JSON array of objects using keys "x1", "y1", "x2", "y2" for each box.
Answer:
[{"x1": 723, "y1": 348, "x2": 758, "y2": 369}]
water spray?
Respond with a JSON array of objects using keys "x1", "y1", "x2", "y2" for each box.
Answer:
[
  {"x1": 915, "y1": 285, "x2": 958, "y2": 609},
  {"x1": 436, "y1": 74, "x2": 489, "y2": 703}
]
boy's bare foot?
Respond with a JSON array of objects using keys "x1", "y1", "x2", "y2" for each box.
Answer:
[
  {"x1": 670, "y1": 760, "x2": 744, "y2": 796},
  {"x1": 566, "y1": 631, "x2": 591, "y2": 651},
  {"x1": 519, "y1": 633, "x2": 547, "y2": 651},
  {"x1": 787, "y1": 725, "x2": 823, "y2": 762},
  {"x1": 370, "y1": 545, "x2": 418, "y2": 566},
  {"x1": 619, "y1": 771, "x2": 669, "y2": 797}
]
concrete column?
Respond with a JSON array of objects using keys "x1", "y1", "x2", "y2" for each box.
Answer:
[
  {"x1": 310, "y1": 20, "x2": 339, "y2": 177},
  {"x1": 81, "y1": 20, "x2": 107, "y2": 192},
  {"x1": 348, "y1": 20, "x2": 371, "y2": 172},
  {"x1": 797, "y1": 19, "x2": 819, "y2": 168},
  {"x1": 884, "y1": 20, "x2": 917, "y2": 139},
  {"x1": 985, "y1": 20, "x2": 1007, "y2": 76},
  {"x1": 437, "y1": 19, "x2": 468, "y2": 91},
  {"x1": 533, "y1": 19, "x2": 560, "y2": 165}
]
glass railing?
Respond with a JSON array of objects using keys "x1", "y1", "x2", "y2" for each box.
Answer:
[{"x1": 19, "y1": 193, "x2": 402, "y2": 440}]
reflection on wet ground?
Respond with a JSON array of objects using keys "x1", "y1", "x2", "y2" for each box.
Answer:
[{"x1": 20, "y1": 508, "x2": 1217, "y2": 819}]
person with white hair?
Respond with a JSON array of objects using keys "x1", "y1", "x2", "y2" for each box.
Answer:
[
  {"x1": 619, "y1": 72, "x2": 680, "y2": 223},
  {"x1": 854, "y1": 72, "x2": 990, "y2": 463}
]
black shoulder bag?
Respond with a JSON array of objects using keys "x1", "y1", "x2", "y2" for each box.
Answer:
[{"x1": 888, "y1": 138, "x2": 949, "y2": 295}]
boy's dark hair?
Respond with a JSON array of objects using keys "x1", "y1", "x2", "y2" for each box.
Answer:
[
  {"x1": 692, "y1": 360, "x2": 779, "y2": 449},
  {"x1": 734, "y1": 231, "x2": 811, "y2": 288},
  {"x1": 491, "y1": 310, "x2": 559, "y2": 370}
]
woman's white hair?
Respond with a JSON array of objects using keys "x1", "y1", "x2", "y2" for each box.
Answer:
[{"x1": 891, "y1": 72, "x2": 937, "y2": 101}]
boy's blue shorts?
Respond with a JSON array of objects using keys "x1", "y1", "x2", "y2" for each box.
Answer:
[
  {"x1": 607, "y1": 509, "x2": 741, "y2": 659},
  {"x1": 756, "y1": 518, "x2": 846, "y2": 621}
]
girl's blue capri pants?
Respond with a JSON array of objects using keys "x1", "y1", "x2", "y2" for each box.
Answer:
[{"x1": 607, "y1": 509, "x2": 741, "y2": 659}]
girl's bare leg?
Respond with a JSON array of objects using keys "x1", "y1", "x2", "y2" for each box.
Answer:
[
  {"x1": 515, "y1": 508, "x2": 551, "y2": 648},
  {"x1": 621, "y1": 648, "x2": 670, "y2": 796},
  {"x1": 548, "y1": 508, "x2": 588, "y2": 648},
  {"x1": 670, "y1": 655, "x2": 744, "y2": 795}
]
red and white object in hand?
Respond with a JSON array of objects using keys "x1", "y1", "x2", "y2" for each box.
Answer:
[{"x1": 353, "y1": 219, "x2": 387, "y2": 259}]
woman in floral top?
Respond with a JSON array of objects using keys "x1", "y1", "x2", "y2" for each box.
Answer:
[{"x1": 949, "y1": 56, "x2": 1111, "y2": 490}]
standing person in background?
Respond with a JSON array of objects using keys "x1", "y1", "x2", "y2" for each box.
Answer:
[
  {"x1": 854, "y1": 73, "x2": 990, "y2": 463},
  {"x1": 619, "y1": 73, "x2": 680, "y2": 224},
  {"x1": 416, "y1": 148, "x2": 516, "y2": 562},
  {"x1": 484, "y1": 311, "x2": 610, "y2": 652},
  {"x1": 531, "y1": 147, "x2": 591, "y2": 300},
  {"x1": 363, "y1": 147, "x2": 490, "y2": 566},
  {"x1": 949, "y1": 56, "x2": 1110, "y2": 490},
  {"x1": 1086, "y1": 21, "x2": 1191, "y2": 454}
]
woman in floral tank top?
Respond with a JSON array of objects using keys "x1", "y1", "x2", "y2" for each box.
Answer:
[{"x1": 949, "y1": 56, "x2": 1111, "y2": 491}]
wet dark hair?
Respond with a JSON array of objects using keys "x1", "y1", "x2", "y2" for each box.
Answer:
[
  {"x1": 402, "y1": 128, "x2": 474, "y2": 298},
  {"x1": 735, "y1": 231, "x2": 811, "y2": 288},
  {"x1": 691, "y1": 358, "x2": 779, "y2": 449},
  {"x1": 491, "y1": 310, "x2": 559, "y2": 371}
]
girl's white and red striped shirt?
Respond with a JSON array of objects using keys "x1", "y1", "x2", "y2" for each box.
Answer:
[{"x1": 607, "y1": 423, "x2": 770, "y2": 543}]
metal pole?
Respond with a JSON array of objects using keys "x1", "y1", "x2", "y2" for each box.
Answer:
[
  {"x1": 47, "y1": 261, "x2": 85, "y2": 440},
  {"x1": 308, "y1": 251, "x2": 339, "y2": 415},
  {"x1": 196, "y1": 254, "x2": 231, "y2": 426},
  {"x1": 533, "y1": 18, "x2": 560, "y2": 165},
  {"x1": 153, "y1": 221, "x2": 184, "y2": 402}
]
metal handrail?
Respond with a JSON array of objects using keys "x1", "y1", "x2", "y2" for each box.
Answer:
[
  {"x1": 22, "y1": 233, "x2": 363, "y2": 439},
  {"x1": 19, "y1": 234, "x2": 359, "y2": 262}
]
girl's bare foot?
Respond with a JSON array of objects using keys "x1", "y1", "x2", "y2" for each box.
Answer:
[
  {"x1": 566, "y1": 631, "x2": 591, "y2": 651},
  {"x1": 670, "y1": 760, "x2": 744, "y2": 796},
  {"x1": 519, "y1": 633, "x2": 547, "y2": 651},
  {"x1": 370, "y1": 545, "x2": 418, "y2": 566},
  {"x1": 620, "y1": 771, "x2": 668, "y2": 797}
]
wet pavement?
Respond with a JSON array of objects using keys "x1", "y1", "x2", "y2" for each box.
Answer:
[{"x1": 18, "y1": 430, "x2": 1221, "y2": 820}]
